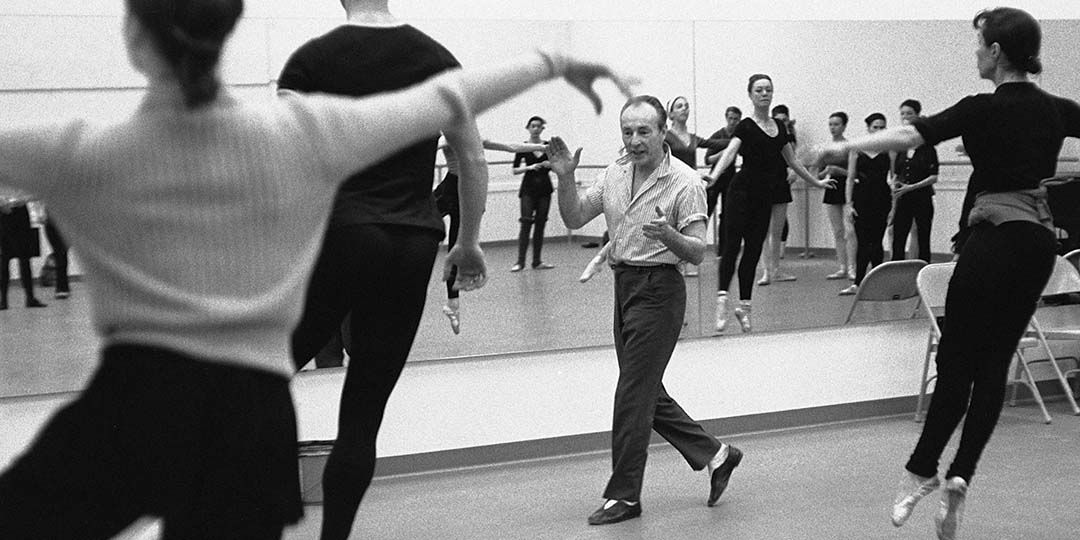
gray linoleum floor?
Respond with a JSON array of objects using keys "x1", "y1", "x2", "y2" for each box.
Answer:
[
  {"x1": 1, "y1": 242, "x2": 923, "y2": 397},
  {"x1": 282, "y1": 407, "x2": 1080, "y2": 540}
]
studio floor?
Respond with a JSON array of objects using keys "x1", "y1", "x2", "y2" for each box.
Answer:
[{"x1": 0, "y1": 240, "x2": 926, "y2": 397}]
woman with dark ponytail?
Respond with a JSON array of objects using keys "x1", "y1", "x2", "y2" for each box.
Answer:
[
  {"x1": 0, "y1": 0, "x2": 633, "y2": 536},
  {"x1": 821, "y1": 8, "x2": 1080, "y2": 540}
]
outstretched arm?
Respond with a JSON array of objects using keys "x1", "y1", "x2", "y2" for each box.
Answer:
[
  {"x1": 782, "y1": 144, "x2": 834, "y2": 189},
  {"x1": 441, "y1": 122, "x2": 489, "y2": 291},
  {"x1": 706, "y1": 137, "x2": 742, "y2": 184}
]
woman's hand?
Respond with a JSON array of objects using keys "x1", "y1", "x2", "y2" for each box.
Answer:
[{"x1": 541, "y1": 51, "x2": 638, "y2": 114}]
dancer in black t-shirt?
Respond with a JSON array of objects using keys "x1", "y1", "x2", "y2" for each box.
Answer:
[
  {"x1": 891, "y1": 99, "x2": 939, "y2": 263},
  {"x1": 820, "y1": 9, "x2": 1080, "y2": 539},
  {"x1": 839, "y1": 113, "x2": 894, "y2": 296},
  {"x1": 706, "y1": 74, "x2": 834, "y2": 333},
  {"x1": 511, "y1": 116, "x2": 554, "y2": 271},
  {"x1": 279, "y1": 2, "x2": 633, "y2": 538}
]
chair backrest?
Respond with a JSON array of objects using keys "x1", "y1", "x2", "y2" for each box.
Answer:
[
  {"x1": 1065, "y1": 249, "x2": 1080, "y2": 272},
  {"x1": 916, "y1": 262, "x2": 956, "y2": 337},
  {"x1": 1042, "y1": 255, "x2": 1080, "y2": 297},
  {"x1": 844, "y1": 260, "x2": 927, "y2": 323}
]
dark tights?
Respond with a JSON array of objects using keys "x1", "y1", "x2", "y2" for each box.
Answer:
[
  {"x1": 291, "y1": 224, "x2": 439, "y2": 540},
  {"x1": 906, "y1": 221, "x2": 1055, "y2": 483},
  {"x1": 718, "y1": 190, "x2": 771, "y2": 300},
  {"x1": 516, "y1": 193, "x2": 550, "y2": 267},
  {"x1": 852, "y1": 204, "x2": 889, "y2": 285},
  {"x1": 892, "y1": 194, "x2": 934, "y2": 263},
  {"x1": 0, "y1": 256, "x2": 35, "y2": 308}
]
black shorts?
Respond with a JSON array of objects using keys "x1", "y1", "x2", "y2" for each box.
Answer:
[
  {"x1": 771, "y1": 174, "x2": 793, "y2": 204},
  {"x1": 0, "y1": 344, "x2": 302, "y2": 539},
  {"x1": 823, "y1": 176, "x2": 848, "y2": 205}
]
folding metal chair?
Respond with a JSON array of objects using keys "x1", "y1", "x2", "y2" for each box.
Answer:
[
  {"x1": 914, "y1": 263, "x2": 1051, "y2": 423},
  {"x1": 843, "y1": 260, "x2": 926, "y2": 324},
  {"x1": 1065, "y1": 248, "x2": 1080, "y2": 271},
  {"x1": 1025, "y1": 256, "x2": 1080, "y2": 413}
]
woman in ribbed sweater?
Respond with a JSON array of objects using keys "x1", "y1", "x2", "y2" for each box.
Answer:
[{"x1": 0, "y1": 1, "x2": 631, "y2": 537}]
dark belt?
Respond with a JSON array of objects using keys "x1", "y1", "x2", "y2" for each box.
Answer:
[{"x1": 610, "y1": 262, "x2": 678, "y2": 271}]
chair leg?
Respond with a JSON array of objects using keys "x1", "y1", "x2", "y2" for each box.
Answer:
[
  {"x1": 1044, "y1": 351, "x2": 1080, "y2": 415},
  {"x1": 915, "y1": 335, "x2": 935, "y2": 422},
  {"x1": 1009, "y1": 357, "x2": 1021, "y2": 407},
  {"x1": 1015, "y1": 350, "x2": 1052, "y2": 424}
]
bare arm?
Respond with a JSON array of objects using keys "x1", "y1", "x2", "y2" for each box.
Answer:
[
  {"x1": 830, "y1": 125, "x2": 924, "y2": 156},
  {"x1": 483, "y1": 140, "x2": 546, "y2": 153},
  {"x1": 845, "y1": 151, "x2": 858, "y2": 216},
  {"x1": 643, "y1": 218, "x2": 706, "y2": 265},
  {"x1": 548, "y1": 136, "x2": 597, "y2": 230},
  {"x1": 782, "y1": 143, "x2": 833, "y2": 189},
  {"x1": 706, "y1": 137, "x2": 743, "y2": 184}
]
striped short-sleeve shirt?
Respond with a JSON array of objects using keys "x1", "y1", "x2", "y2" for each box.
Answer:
[{"x1": 583, "y1": 151, "x2": 707, "y2": 265}]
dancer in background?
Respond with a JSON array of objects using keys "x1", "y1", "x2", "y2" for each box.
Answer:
[
  {"x1": 891, "y1": 99, "x2": 939, "y2": 263},
  {"x1": 820, "y1": 8, "x2": 1079, "y2": 539},
  {"x1": 511, "y1": 116, "x2": 554, "y2": 271},
  {"x1": 707, "y1": 74, "x2": 834, "y2": 333},
  {"x1": 436, "y1": 137, "x2": 546, "y2": 333},
  {"x1": 704, "y1": 106, "x2": 742, "y2": 256},
  {"x1": 0, "y1": 189, "x2": 45, "y2": 310},
  {"x1": 665, "y1": 96, "x2": 730, "y2": 276},
  {"x1": 759, "y1": 104, "x2": 798, "y2": 285},
  {"x1": 839, "y1": 113, "x2": 893, "y2": 296},
  {"x1": 818, "y1": 112, "x2": 856, "y2": 280}
]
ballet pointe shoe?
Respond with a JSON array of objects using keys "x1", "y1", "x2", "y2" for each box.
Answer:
[
  {"x1": 757, "y1": 272, "x2": 771, "y2": 286},
  {"x1": 935, "y1": 477, "x2": 967, "y2": 540},
  {"x1": 442, "y1": 304, "x2": 460, "y2": 335},
  {"x1": 733, "y1": 301, "x2": 752, "y2": 333},
  {"x1": 580, "y1": 255, "x2": 605, "y2": 283},
  {"x1": 891, "y1": 470, "x2": 940, "y2": 527},
  {"x1": 715, "y1": 293, "x2": 729, "y2": 333}
]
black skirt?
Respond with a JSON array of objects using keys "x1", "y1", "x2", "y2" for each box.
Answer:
[{"x1": 0, "y1": 205, "x2": 36, "y2": 258}]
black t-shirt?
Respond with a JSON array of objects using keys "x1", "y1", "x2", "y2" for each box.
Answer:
[
  {"x1": 728, "y1": 118, "x2": 789, "y2": 196},
  {"x1": 894, "y1": 144, "x2": 939, "y2": 198},
  {"x1": 912, "y1": 82, "x2": 1080, "y2": 231},
  {"x1": 277, "y1": 24, "x2": 460, "y2": 234},
  {"x1": 512, "y1": 147, "x2": 552, "y2": 198}
]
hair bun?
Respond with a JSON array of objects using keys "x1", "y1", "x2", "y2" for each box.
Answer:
[{"x1": 1025, "y1": 55, "x2": 1043, "y2": 75}]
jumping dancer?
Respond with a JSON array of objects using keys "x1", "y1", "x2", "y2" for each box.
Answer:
[{"x1": 820, "y1": 8, "x2": 1079, "y2": 538}]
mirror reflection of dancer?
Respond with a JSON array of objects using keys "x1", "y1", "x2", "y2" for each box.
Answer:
[
  {"x1": 549, "y1": 96, "x2": 741, "y2": 526},
  {"x1": 839, "y1": 113, "x2": 895, "y2": 296},
  {"x1": 759, "y1": 104, "x2": 798, "y2": 285},
  {"x1": 435, "y1": 137, "x2": 545, "y2": 333},
  {"x1": 706, "y1": 74, "x2": 835, "y2": 333},
  {"x1": 818, "y1": 112, "x2": 856, "y2": 280},
  {"x1": 510, "y1": 116, "x2": 554, "y2": 272},
  {"x1": 0, "y1": 1, "x2": 633, "y2": 537},
  {"x1": 891, "y1": 99, "x2": 939, "y2": 263},
  {"x1": 821, "y1": 8, "x2": 1080, "y2": 539},
  {"x1": 0, "y1": 190, "x2": 46, "y2": 309},
  {"x1": 704, "y1": 106, "x2": 743, "y2": 256}
]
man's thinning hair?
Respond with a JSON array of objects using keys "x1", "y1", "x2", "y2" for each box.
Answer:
[{"x1": 620, "y1": 95, "x2": 667, "y2": 130}]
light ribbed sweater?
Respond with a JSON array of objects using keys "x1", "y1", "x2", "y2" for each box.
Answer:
[{"x1": 0, "y1": 79, "x2": 469, "y2": 377}]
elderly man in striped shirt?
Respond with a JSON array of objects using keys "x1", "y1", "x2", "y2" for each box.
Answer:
[{"x1": 548, "y1": 95, "x2": 742, "y2": 526}]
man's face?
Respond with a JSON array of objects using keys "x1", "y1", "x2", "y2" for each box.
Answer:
[
  {"x1": 725, "y1": 111, "x2": 741, "y2": 131},
  {"x1": 621, "y1": 103, "x2": 666, "y2": 168}
]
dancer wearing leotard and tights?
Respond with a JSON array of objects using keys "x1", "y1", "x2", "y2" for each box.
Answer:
[
  {"x1": 821, "y1": 9, "x2": 1080, "y2": 539},
  {"x1": 839, "y1": 113, "x2": 893, "y2": 296},
  {"x1": 706, "y1": 74, "x2": 834, "y2": 333},
  {"x1": 819, "y1": 112, "x2": 855, "y2": 280}
]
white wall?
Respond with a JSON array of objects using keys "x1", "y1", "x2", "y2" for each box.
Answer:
[{"x1": 2, "y1": 3, "x2": 1079, "y2": 249}]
